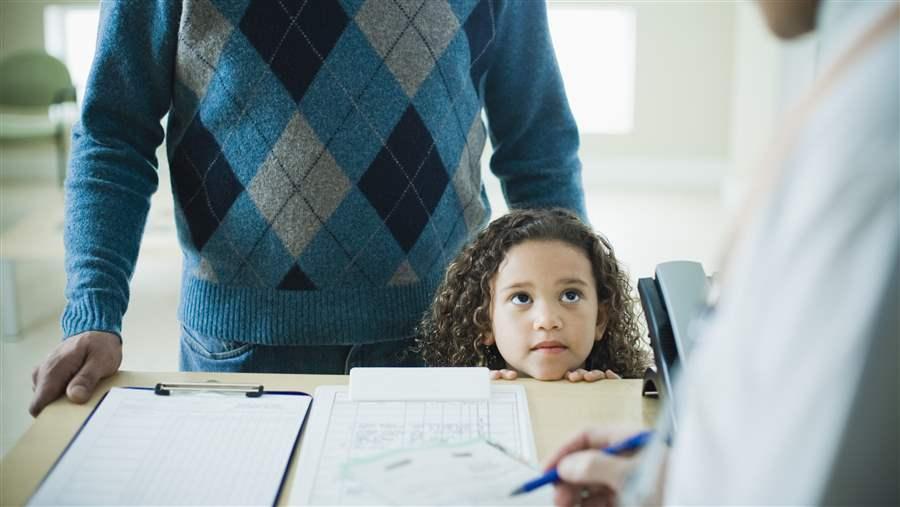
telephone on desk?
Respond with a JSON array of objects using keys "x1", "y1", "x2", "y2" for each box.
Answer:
[{"x1": 638, "y1": 261, "x2": 712, "y2": 430}]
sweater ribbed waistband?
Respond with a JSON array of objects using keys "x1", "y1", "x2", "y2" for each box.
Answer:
[{"x1": 178, "y1": 274, "x2": 441, "y2": 346}]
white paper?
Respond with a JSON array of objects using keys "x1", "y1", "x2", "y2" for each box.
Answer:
[
  {"x1": 29, "y1": 387, "x2": 311, "y2": 506},
  {"x1": 344, "y1": 439, "x2": 553, "y2": 505},
  {"x1": 291, "y1": 382, "x2": 537, "y2": 505},
  {"x1": 349, "y1": 367, "x2": 490, "y2": 401}
]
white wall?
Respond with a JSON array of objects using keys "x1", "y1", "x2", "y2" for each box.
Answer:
[
  {"x1": 724, "y1": 2, "x2": 819, "y2": 212},
  {"x1": 576, "y1": 1, "x2": 736, "y2": 189}
]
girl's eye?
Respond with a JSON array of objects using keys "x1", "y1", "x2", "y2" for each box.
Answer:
[
  {"x1": 561, "y1": 290, "x2": 582, "y2": 303},
  {"x1": 511, "y1": 293, "x2": 532, "y2": 305}
]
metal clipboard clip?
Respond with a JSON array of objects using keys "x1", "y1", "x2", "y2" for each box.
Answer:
[{"x1": 154, "y1": 382, "x2": 265, "y2": 398}]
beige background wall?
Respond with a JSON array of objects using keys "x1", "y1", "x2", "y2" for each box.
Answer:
[
  {"x1": 0, "y1": 1, "x2": 50, "y2": 59},
  {"x1": 583, "y1": 1, "x2": 735, "y2": 160}
]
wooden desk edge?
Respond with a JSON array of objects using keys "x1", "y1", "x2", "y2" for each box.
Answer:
[{"x1": 1, "y1": 372, "x2": 658, "y2": 506}]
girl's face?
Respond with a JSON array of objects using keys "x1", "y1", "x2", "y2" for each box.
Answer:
[{"x1": 485, "y1": 240, "x2": 607, "y2": 380}]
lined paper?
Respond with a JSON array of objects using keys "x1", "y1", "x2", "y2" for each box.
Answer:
[
  {"x1": 345, "y1": 439, "x2": 553, "y2": 505},
  {"x1": 29, "y1": 387, "x2": 310, "y2": 506},
  {"x1": 291, "y1": 376, "x2": 536, "y2": 505}
]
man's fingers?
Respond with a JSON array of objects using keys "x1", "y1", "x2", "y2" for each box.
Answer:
[
  {"x1": 65, "y1": 337, "x2": 122, "y2": 403},
  {"x1": 29, "y1": 375, "x2": 67, "y2": 417},
  {"x1": 66, "y1": 364, "x2": 102, "y2": 404},
  {"x1": 29, "y1": 349, "x2": 84, "y2": 417},
  {"x1": 29, "y1": 332, "x2": 122, "y2": 417}
]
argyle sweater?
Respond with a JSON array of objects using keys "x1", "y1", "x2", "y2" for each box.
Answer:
[{"x1": 61, "y1": 0, "x2": 586, "y2": 346}]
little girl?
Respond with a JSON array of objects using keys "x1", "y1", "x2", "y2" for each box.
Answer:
[{"x1": 417, "y1": 208, "x2": 648, "y2": 381}]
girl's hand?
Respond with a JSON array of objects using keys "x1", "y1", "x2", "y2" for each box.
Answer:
[
  {"x1": 489, "y1": 369, "x2": 518, "y2": 380},
  {"x1": 565, "y1": 369, "x2": 621, "y2": 382}
]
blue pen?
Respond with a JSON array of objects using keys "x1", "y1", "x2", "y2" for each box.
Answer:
[{"x1": 509, "y1": 430, "x2": 653, "y2": 496}]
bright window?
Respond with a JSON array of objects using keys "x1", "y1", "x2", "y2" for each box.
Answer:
[
  {"x1": 44, "y1": 4, "x2": 101, "y2": 103},
  {"x1": 547, "y1": 3, "x2": 636, "y2": 134}
]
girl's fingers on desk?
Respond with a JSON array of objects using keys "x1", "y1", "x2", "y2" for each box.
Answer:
[
  {"x1": 583, "y1": 370, "x2": 605, "y2": 382},
  {"x1": 604, "y1": 370, "x2": 621, "y2": 379},
  {"x1": 566, "y1": 369, "x2": 586, "y2": 382},
  {"x1": 489, "y1": 369, "x2": 518, "y2": 380}
]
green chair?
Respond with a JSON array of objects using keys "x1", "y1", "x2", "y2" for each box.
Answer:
[{"x1": 0, "y1": 50, "x2": 77, "y2": 185}]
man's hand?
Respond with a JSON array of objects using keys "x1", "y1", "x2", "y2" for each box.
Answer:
[
  {"x1": 29, "y1": 331, "x2": 122, "y2": 417},
  {"x1": 545, "y1": 427, "x2": 642, "y2": 507}
]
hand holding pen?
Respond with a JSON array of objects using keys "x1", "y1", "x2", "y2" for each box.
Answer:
[{"x1": 511, "y1": 429, "x2": 652, "y2": 505}]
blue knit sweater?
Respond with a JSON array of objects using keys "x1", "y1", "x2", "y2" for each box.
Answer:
[{"x1": 62, "y1": 0, "x2": 586, "y2": 345}]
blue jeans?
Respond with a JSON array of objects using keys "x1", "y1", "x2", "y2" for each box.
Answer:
[{"x1": 179, "y1": 324, "x2": 424, "y2": 373}]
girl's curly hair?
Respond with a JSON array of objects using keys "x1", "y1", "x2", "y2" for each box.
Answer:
[{"x1": 416, "y1": 208, "x2": 648, "y2": 379}]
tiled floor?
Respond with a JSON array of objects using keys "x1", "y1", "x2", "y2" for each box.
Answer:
[{"x1": 0, "y1": 168, "x2": 725, "y2": 458}]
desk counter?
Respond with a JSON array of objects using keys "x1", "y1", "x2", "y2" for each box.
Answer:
[{"x1": 0, "y1": 371, "x2": 658, "y2": 505}]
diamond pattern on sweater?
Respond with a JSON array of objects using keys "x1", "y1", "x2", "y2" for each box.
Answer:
[
  {"x1": 409, "y1": 0, "x2": 460, "y2": 60},
  {"x1": 298, "y1": 23, "x2": 380, "y2": 146},
  {"x1": 171, "y1": 116, "x2": 245, "y2": 251},
  {"x1": 311, "y1": 62, "x2": 410, "y2": 183},
  {"x1": 354, "y1": 0, "x2": 417, "y2": 58},
  {"x1": 410, "y1": 27, "x2": 482, "y2": 181},
  {"x1": 298, "y1": 213, "x2": 373, "y2": 288},
  {"x1": 169, "y1": 0, "x2": 500, "y2": 292},
  {"x1": 338, "y1": 0, "x2": 367, "y2": 18},
  {"x1": 357, "y1": 106, "x2": 449, "y2": 252},
  {"x1": 176, "y1": 0, "x2": 233, "y2": 102},
  {"x1": 232, "y1": 223, "x2": 297, "y2": 286},
  {"x1": 239, "y1": 0, "x2": 348, "y2": 103},
  {"x1": 247, "y1": 113, "x2": 350, "y2": 259},
  {"x1": 196, "y1": 193, "x2": 274, "y2": 286},
  {"x1": 356, "y1": 0, "x2": 458, "y2": 98},
  {"x1": 278, "y1": 263, "x2": 317, "y2": 290},
  {"x1": 406, "y1": 183, "x2": 470, "y2": 280},
  {"x1": 453, "y1": 114, "x2": 487, "y2": 232},
  {"x1": 199, "y1": 39, "x2": 298, "y2": 187},
  {"x1": 196, "y1": 256, "x2": 218, "y2": 283},
  {"x1": 314, "y1": 188, "x2": 406, "y2": 287},
  {"x1": 388, "y1": 259, "x2": 419, "y2": 286},
  {"x1": 463, "y1": 0, "x2": 495, "y2": 86}
]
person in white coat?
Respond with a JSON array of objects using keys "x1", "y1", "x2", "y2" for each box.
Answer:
[{"x1": 545, "y1": 0, "x2": 899, "y2": 505}]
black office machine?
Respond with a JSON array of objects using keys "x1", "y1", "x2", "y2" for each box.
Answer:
[{"x1": 638, "y1": 261, "x2": 711, "y2": 429}]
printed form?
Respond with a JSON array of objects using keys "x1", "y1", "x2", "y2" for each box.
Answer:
[
  {"x1": 291, "y1": 368, "x2": 540, "y2": 505},
  {"x1": 29, "y1": 387, "x2": 311, "y2": 506}
]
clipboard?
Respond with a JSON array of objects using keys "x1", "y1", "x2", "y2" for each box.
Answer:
[{"x1": 28, "y1": 382, "x2": 312, "y2": 506}]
